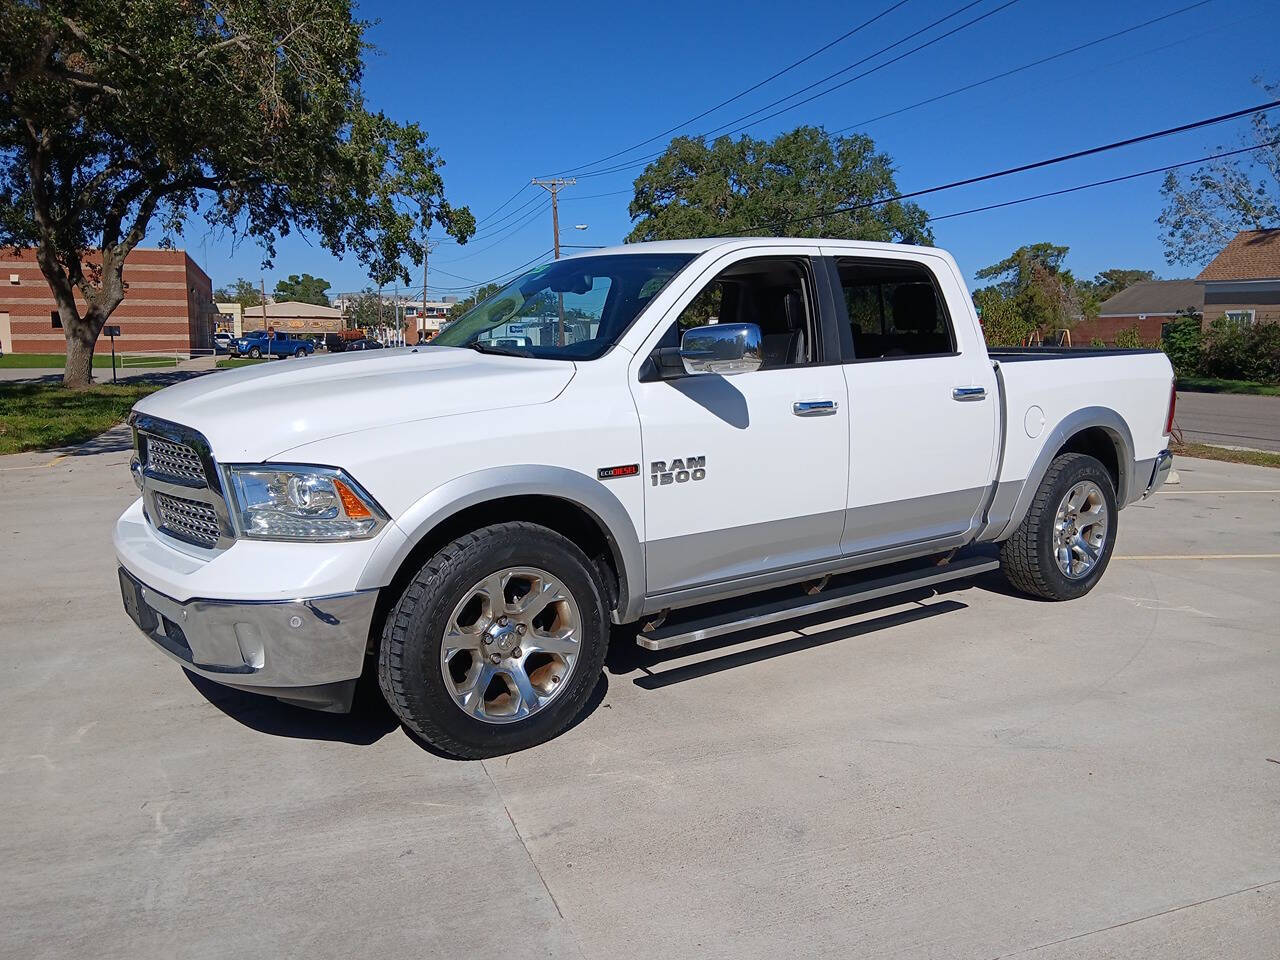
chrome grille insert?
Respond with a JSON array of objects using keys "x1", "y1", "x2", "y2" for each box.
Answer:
[
  {"x1": 153, "y1": 492, "x2": 222, "y2": 549},
  {"x1": 145, "y1": 436, "x2": 206, "y2": 485}
]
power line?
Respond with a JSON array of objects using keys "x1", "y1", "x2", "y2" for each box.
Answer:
[
  {"x1": 436, "y1": 200, "x2": 551, "y2": 263},
  {"x1": 429, "y1": 248, "x2": 556, "y2": 293},
  {"x1": 439, "y1": 191, "x2": 545, "y2": 246},
  {"x1": 830, "y1": 0, "x2": 1215, "y2": 137},
  {"x1": 473, "y1": 183, "x2": 533, "y2": 225},
  {"x1": 746, "y1": 98, "x2": 1280, "y2": 232},
  {"x1": 569, "y1": 0, "x2": 1014, "y2": 181},
  {"x1": 925, "y1": 138, "x2": 1280, "y2": 224},
  {"x1": 549, "y1": 0, "x2": 913, "y2": 178}
]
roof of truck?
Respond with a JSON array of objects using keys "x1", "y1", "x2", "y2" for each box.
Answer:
[{"x1": 566, "y1": 237, "x2": 947, "y2": 258}]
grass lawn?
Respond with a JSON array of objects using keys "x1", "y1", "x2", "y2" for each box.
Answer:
[
  {"x1": 0, "y1": 352, "x2": 176, "y2": 369},
  {"x1": 0, "y1": 382, "x2": 164, "y2": 454},
  {"x1": 215, "y1": 356, "x2": 270, "y2": 368},
  {"x1": 1172, "y1": 441, "x2": 1280, "y2": 469},
  {"x1": 1176, "y1": 376, "x2": 1280, "y2": 397}
]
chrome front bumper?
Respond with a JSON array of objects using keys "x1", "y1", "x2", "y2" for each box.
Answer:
[
  {"x1": 118, "y1": 567, "x2": 377, "y2": 712},
  {"x1": 1143, "y1": 449, "x2": 1173, "y2": 498}
]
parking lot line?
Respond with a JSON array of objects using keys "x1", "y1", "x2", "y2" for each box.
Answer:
[
  {"x1": 1114, "y1": 553, "x2": 1280, "y2": 560},
  {"x1": 1161, "y1": 489, "x2": 1280, "y2": 495}
]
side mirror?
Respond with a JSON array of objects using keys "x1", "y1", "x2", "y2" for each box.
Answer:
[{"x1": 679, "y1": 323, "x2": 762, "y2": 376}]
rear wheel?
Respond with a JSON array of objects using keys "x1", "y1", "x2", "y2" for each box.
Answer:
[
  {"x1": 1000, "y1": 452, "x2": 1117, "y2": 600},
  {"x1": 377, "y1": 522, "x2": 608, "y2": 758}
]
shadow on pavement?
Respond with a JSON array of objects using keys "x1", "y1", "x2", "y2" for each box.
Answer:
[
  {"x1": 186, "y1": 669, "x2": 400, "y2": 746},
  {"x1": 63, "y1": 425, "x2": 134, "y2": 456},
  {"x1": 185, "y1": 661, "x2": 611, "y2": 759}
]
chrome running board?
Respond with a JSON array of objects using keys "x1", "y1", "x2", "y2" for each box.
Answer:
[{"x1": 635, "y1": 555, "x2": 999, "y2": 652}]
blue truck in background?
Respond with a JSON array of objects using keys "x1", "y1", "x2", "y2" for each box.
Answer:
[{"x1": 231, "y1": 330, "x2": 317, "y2": 359}]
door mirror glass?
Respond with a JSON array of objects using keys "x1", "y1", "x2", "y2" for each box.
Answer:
[{"x1": 680, "y1": 323, "x2": 762, "y2": 376}]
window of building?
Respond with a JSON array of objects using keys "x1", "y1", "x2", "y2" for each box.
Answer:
[
  {"x1": 1224, "y1": 309, "x2": 1256, "y2": 328},
  {"x1": 835, "y1": 258, "x2": 956, "y2": 360},
  {"x1": 50, "y1": 311, "x2": 62, "y2": 329}
]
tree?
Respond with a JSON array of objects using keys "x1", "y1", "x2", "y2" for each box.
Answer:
[
  {"x1": 447, "y1": 282, "x2": 503, "y2": 320},
  {"x1": 627, "y1": 126, "x2": 932, "y2": 244},
  {"x1": 213, "y1": 277, "x2": 263, "y2": 309},
  {"x1": 342, "y1": 288, "x2": 383, "y2": 330},
  {"x1": 274, "y1": 273, "x2": 331, "y2": 306},
  {"x1": 1076, "y1": 268, "x2": 1158, "y2": 316},
  {"x1": 0, "y1": 2, "x2": 474, "y2": 388},
  {"x1": 974, "y1": 243, "x2": 1082, "y2": 333},
  {"x1": 1158, "y1": 87, "x2": 1279, "y2": 265}
]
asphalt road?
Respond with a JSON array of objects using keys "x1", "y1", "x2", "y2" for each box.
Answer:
[
  {"x1": 1175, "y1": 390, "x2": 1280, "y2": 452},
  {"x1": 1, "y1": 438, "x2": 1277, "y2": 960}
]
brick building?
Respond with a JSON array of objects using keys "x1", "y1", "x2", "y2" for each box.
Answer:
[
  {"x1": 1074, "y1": 279, "x2": 1205, "y2": 345},
  {"x1": 0, "y1": 248, "x2": 216, "y2": 355}
]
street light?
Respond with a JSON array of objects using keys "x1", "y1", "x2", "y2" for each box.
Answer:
[{"x1": 573, "y1": 224, "x2": 589, "y2": 230}]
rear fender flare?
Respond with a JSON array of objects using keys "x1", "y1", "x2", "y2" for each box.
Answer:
[{"x1": 997, "y1": 406, "x2": 1135, "y2": 540}]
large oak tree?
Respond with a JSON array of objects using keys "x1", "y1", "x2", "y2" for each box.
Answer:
[
  {"x1": 627, "y1": 126, "x2": 932, "y2": 245},
  {"x1": 1, "y1": 0, "x2": 474, "y2": 387}
]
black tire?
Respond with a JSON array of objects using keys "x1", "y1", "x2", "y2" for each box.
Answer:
[
  {"x1": 294, "y1": 347, "x2": 305, "y2": 358},
  {"x1": 1000, "y1": 452, "x2": 1118, "y2": 601},
  {"x1": 248, "y1": 346, "x2": 261, "y2": 358},
  {"x1": 377, "y1": 522, "x2": 609, "y2": 758}
]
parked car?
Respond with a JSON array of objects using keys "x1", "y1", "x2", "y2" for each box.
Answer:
[
  {"x1": 117, "y1": 239, "x2": 1174, "y2": 758},
  {"x1": 212, "y1": 331, "x2": 233, "y2": 354},
  {"x1": 230, "y1": 329, "x2": 316, "y2": 358},
  {"x1": 345, "y1": 337, "x2": 384, "y2": 351}
]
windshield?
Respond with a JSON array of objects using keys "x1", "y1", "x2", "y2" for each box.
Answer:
[{"x1": 430, "y1": 253, "x2": 695, "y2": 360}]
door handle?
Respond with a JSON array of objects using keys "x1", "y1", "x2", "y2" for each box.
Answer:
[
  {"x1": 952, "y1": 386, "x2": 986, "y2": 402},
  {"x1": 793, "y1": 400, "x2": 839, "y2": 417}
]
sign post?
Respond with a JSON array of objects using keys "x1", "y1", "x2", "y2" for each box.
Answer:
[{"x1": 105, "y1": 325, "x2": 121, "y2": 383}]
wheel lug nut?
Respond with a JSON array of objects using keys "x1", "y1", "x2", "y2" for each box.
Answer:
[
  {"x1": 512, "y1": 647, "x2": 522, "y2": 658},
  {"x1": 489, "y1": 653, "x2": 501, "y2": 664},
  {"x1": 516, "y1": 624, "x2": 526, "y2": 635},
  {"x1": 483, "y1": 636, "x2": 493, "y2": 645},
  {"x1": 499, "y1": 616, "x2": 508, "y2": 626}
]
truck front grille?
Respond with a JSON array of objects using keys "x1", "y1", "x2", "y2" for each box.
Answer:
[
  {"x1": 132, "y1": 414, "x2": 232, "y2": 551},
  {"x1": 145, "y1": 436, "x2": 207, "y2": 486},
  {"x1": 153, "y1": 492, "x2": 222, "y2": 549}
]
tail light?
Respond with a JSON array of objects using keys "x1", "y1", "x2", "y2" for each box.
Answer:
[{"x1": 1164, "y1": 381, "x2": 1176, "y2": 437}]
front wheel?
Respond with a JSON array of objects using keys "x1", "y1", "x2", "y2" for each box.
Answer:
[
  {"x1": 1000, "y1": 452, "x2": 1117, "y2": 601},
  {"x1": 294, "y1": 347, "x2": 306, "y2": 358},
  {"x1": 248, "y1": 346, "x2": 261, "y2": 358},
  {"x1": 377, "y1": 522, "x2": 609, "y2": 758}
]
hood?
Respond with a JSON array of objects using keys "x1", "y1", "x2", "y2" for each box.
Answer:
[{"x1": 133, "y1": 346, "x2": 576, "y2": 461}]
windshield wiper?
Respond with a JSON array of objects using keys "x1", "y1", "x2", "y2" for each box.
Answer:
[{"x1": 468, "y1": 341, "x2": 533, "y2": 357}]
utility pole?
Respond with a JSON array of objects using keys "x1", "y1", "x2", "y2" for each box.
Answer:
[{"x1": 532, "y1": 177, "x2": 575, "y2": 344}]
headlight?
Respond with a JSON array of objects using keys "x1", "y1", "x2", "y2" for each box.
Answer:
[{"x1": 225, "y1": 465, "x2": 388, "y2": 541}]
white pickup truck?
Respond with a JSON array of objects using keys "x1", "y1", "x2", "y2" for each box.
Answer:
[{"x1": 116, "y1": 238, "x2": 1175, "y2": 757}]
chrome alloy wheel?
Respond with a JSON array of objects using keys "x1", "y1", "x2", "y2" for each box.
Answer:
[
  {"x1": 1052, "y1": 480, "x2": 1109, "y2": 579},
  {"x1": 440, "y1": 567, "x2": 581, "y2": 724}
]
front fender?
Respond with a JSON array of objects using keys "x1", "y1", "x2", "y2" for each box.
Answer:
[{"x1": 355, "y1": 464, "x2": 646, "y2": 623}]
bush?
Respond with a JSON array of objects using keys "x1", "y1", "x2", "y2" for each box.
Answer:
[
  {"x1": 1089, "y1": 337, "x2": 1105, "y2": 347},
  {"x1": 1161, "y1": 315, "x2": 1203, "y2": 377},
  {"x1": 1113, "y1": 324, "x2": 1143, "y2": 349},
  {"x1": 1201, "y1": 317, "x2": 1280, "y2": 383},
  {"x1": 975, "y1": 291, "x2": 1035, "y2": 347}
]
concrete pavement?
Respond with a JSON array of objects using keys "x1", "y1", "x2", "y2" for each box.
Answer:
[
  {"x1": 1175, "y1": 390, "x2": 1280, "y2": 451},
  {"x1": 1, "y1": 444, "x2": 1277, "y2": 959}
]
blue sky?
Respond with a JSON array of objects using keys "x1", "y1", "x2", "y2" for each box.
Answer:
[{"x1": 188, "y1": 0, "x2": 1277, "y2": 298}]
